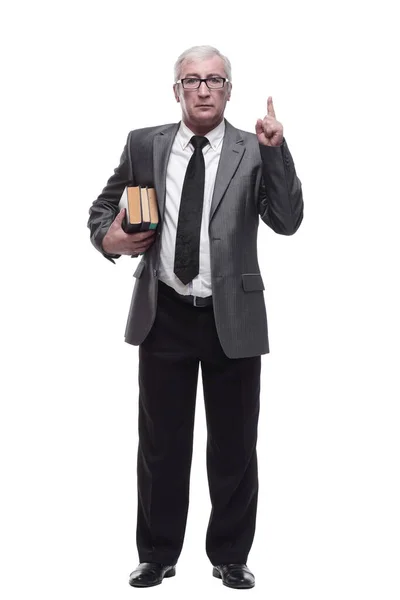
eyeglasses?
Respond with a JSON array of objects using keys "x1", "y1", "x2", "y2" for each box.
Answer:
[{"x1": 176, "y1": 77, "x2": 230, "y2": 90}]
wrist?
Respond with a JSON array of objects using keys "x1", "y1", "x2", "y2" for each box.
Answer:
[{"x1": 102, "y1": 235, "x2": 112, "y2": 254}]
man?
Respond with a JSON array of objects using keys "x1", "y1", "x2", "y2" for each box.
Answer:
[{"x1": 87, "y1": 45, "x2": 303, "y2": 589}]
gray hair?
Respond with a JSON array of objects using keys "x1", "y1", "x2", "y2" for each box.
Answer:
[{"x1": 174, "y1": 45, "x2": 232, "y2": 82}]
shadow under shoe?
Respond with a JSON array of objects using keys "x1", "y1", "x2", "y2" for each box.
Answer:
[{"x1": 129, "y1": 562, "x2": 176, "y2": 587}]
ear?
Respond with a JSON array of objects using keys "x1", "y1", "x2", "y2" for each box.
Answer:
[{"x1": 173, "y1": 83, "x2": 180, "y2": 103}]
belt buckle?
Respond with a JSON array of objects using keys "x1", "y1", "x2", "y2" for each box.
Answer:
[{"x1": 193, "y1": 295, "x2": 204, "y2": 307}]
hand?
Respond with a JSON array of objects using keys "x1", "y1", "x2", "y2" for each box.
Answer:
[
  {"x1": 102, "y1": 208, "x2": 157, "y2": 256},
  {"x1": 255, "y1": 96, "x2": 284, "y2": 147}
]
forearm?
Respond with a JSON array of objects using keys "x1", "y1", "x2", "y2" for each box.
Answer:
[
  {"x1": 87, "y1": 131, "x2": 132, "y2": 262},
  {"x1": 258, "y1": 137, "x2": 304, "y2": 235}
]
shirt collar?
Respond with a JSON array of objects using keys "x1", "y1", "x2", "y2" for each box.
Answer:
[{"x1": 177, "y1": 119, "x2": 225, "y2": 151}]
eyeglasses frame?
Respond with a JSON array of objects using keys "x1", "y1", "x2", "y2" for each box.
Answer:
[{"x1": 175, "y1": 77, "x2": 230, "y2": 90}]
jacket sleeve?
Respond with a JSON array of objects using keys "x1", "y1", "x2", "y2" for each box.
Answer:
[
  {"x1": 257, "y1": 137, "x2": 304, "y2": 235},
  {"x1": 87, "y1": 131, "x2": 133, "y2": 264}
]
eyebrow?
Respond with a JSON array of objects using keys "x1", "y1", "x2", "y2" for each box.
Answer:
[{"x1": 183, "y1": 72, "x2": 225, "y2": 78}]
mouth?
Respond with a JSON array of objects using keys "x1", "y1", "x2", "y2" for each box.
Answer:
[{"x1": 197, "y1": 105, "x2": 213, "y2": 108}]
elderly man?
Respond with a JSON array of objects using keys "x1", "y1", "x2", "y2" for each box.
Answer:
[{"x1": 87, "y1": 45, "x2": 303, "y2": 589}]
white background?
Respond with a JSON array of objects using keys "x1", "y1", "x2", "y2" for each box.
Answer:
[{"x1": 1, "y1": 0, "x2": 399, "y2": 598}]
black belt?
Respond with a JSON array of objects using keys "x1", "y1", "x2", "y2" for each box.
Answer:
[{"x1": 158, "y1": 280, "x2": 213, "y2": 307}]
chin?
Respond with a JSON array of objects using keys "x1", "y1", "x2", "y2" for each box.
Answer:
[{"x1": 196, "y1": 112, "x2": 216, "y2": 121}]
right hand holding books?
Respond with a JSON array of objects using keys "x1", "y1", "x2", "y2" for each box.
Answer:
[{"x1": 102, "y1": 208, "x2": 157, "y2": 257}]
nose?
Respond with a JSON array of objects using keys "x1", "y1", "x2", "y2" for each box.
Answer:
[{"x1": 198, "y1": 80, "x2": 210, "y2": 94}]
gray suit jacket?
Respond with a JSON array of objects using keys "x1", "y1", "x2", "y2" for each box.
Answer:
[{"x1": 87, "y1": 118, "x2": 304, "y2": 358}]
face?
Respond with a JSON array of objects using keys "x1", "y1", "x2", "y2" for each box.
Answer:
[{"x1": 173, "y1": 54, "x2": 231, "y2": 135}]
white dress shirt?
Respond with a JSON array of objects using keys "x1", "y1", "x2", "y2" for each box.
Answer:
[{"x1": 158, "y1": 119, "x2": 225, "y2": 297}]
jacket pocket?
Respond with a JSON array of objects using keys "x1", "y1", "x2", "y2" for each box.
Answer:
[
  {"x1": 133, "y1": 260, "x2": 145, "y2": 278},
  {"x1": 241, "y1": 273, "x2": 265, "y2": 291}
]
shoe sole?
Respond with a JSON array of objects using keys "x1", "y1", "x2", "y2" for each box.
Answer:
[
  {"x1": 212, "y1": 567, "x2": 255, "y2": 589},
  {"x1": 129, "y1": 566, "x2": 176, "y2": 587}
]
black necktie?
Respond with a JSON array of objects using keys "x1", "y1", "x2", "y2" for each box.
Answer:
[{"x1": 173, "y1": 135, "x2": 209, "y2": 285}]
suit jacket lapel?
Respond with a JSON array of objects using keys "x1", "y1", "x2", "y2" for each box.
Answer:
[
  {"x1": 209, "y1": 118, "x2": 245, "y2": 224},
  {"x1": 153, "y1": 122, "x2": 180, "y2": 220}
]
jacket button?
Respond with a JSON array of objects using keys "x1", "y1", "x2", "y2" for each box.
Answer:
[{"x1": 153, "y1": 269, "x2": 158, "y2": 276}]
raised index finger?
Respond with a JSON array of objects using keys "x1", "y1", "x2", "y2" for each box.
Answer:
[{"x1": 267, "y1": 96, "x2": 276, "y2": 118}]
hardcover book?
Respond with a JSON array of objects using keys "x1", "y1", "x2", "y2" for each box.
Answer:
[{"x1": 119, "y1": 185, "x2": 159, "y2": 233}]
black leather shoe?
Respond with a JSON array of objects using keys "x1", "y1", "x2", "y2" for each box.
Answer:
[
  {"x1": 213, "y1": 563, "x2": 255, "y2": 589},
  {"x1": 128, "y1": 562, "x2": 176, "y2": 587}
]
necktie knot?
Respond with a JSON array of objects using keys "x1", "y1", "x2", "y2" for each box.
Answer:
[{"x1": 190, "y1": 135, "x2": 209, "y2": 150}]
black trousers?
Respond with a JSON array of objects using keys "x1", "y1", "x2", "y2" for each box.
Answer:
[{"x1": 136, "y1": 280, "x2": 261, "y2": 566}]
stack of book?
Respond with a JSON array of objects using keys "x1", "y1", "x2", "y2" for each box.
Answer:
[{"x1": 119, "y1": 185, "x2": 159, "y2": 233}]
